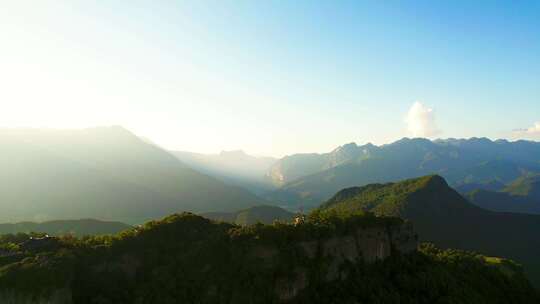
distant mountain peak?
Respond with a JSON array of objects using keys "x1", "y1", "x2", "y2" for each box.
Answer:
[
  {"x1": 391, "y1": 137, "x2": 434, "y2": 146},
  {"x1": 331, "y1": 142, "x2": 357, "y2": 153},
  {"x1": 341, "y1": 142, "x2": 358, "y2": 148}
]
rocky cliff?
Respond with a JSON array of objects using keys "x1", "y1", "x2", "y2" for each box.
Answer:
[
  {"x1": 269, "y1": 221, "x2": 417, "y2": 300},
  {"x1": 0, "y1": 213, "x2": 418, "y2": 303}
]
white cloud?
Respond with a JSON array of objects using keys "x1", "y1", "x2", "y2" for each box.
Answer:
[
  {"x1": 405, "y1": 101, "x2": 440, "y2": 138},
  {"x1": 526, "y1": 122, "x2": 540, "y2": 134},
  {"x1": 514, "y1": 122, "x2": 540, "y2": 139}
]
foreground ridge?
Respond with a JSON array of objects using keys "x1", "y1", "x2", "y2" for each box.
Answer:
[{"x1": 0, "y1": 212, "x2": 538, "y2": 303}]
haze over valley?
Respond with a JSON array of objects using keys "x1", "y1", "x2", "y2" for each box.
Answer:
[{"x1": 2, "y1": 1, "x2": 540, "y2": 303}]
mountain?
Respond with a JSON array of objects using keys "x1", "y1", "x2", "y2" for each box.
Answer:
[
  {"x1": 172, "y1": 150, "x2": 276, "y2": 194},
  {"x1": 466, "y1": 175, "x2": 540, "y2": 214},
  {"x1": 201, "y1": 205, "x2": 295, "y2": 225},
  {"x1": 320, "y1": 175, "x2": 540, "y2": 287},
  {"x1": 265, "y1": 142, "x2": 377, "y2": 186},
  {"x1": 266, "y1": 138, "x2": 540, "y2": 209},
  {"x1": 0, "y1": 219, "x2": 131, "y2": 237},
  {"x1": 0, "y1": 127, "x2": 264, "y2": 224},
  {"x1": 1, "y1": 213, "x2": 538, "y2": 303}
]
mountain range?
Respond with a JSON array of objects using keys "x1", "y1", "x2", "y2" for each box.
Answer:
[
  {"x1": 266, "y1": 138, "x2": 540, "y2": 209},
  {"x1": 0, "y1": 127, "x2": 265, "y2": 224}
]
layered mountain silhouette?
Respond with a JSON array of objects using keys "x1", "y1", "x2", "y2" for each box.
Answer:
[
  {"x1": 266, "y1": 138, "x2": 540, "y2": 208},
  {"x1": 0, "y1": 219, "x2": 130, "y2": 237},
  {"x1": 172, "y1": 150, "x2": 276, "y2": 194},
  {"x1": 201, "y1": 205, "x2": 295, "y2": 225},
  {"x1": 466, "y1": 175, "x2": 540, "y2": 214},
  {"x1": 320, "y1": 175, "x2": 540, "y2": 286},
  {"x1": 0, "y1": 127, "x2": 264, "y2": 224}
]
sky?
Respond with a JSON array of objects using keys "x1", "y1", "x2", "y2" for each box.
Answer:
[{"x1": 1, "y1": 1, "x2": 539, "y2": 157}]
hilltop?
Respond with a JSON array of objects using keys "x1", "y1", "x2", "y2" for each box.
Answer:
[{"x1": 320, "y1": 175, "x2": 540, "y2": 286}]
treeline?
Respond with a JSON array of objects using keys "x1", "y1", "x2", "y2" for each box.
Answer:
[{"x1": 0, "y1": 212, "x2": 538, "y2": 303}]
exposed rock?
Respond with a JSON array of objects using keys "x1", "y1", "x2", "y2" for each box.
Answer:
[
  {"x1": 251, "y1": 245, "x2": 279, "y2": 260},
  {"x1": 275, "y1": 267, "x2": 308, "y2": 301},
  {"x1": 275, "y1": 221, "x2": 418, "y2": 298},
  {"x1": 298, "y1": 241, "x2": 317, "y2": 259}
]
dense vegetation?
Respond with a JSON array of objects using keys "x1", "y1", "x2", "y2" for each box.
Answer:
[
  {"x1": 295, "y1": 243, "x2": 539, "y2": 304},
  {"x1": 0, "y1": 219, "x2": 131, "y2": 237},
  {"x1": 0, "y1": 212, "x2": 538, "y2": 303},
  {"x1": 320, "y1": 175, "x2": 540, "y2": 287}
]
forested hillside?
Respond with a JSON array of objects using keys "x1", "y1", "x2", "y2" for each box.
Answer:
[
  {"x1": 0, "y1": 213, "x2": 537, "y2": 303},
  {"x1": 321, "y1": 175, "x2": 540, "y2": 287}
]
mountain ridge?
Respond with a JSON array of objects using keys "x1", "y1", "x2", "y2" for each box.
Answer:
[
  {"x1": 0, "y1": 127, "x2": 265, "y2": 224},
  {"x1": 266, "y1": 137, "x2": 540, "y2": 209}
]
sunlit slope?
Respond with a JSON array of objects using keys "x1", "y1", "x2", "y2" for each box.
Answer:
[{"x1": 0, "y1": 127, "x2": 263, "y2": 223}]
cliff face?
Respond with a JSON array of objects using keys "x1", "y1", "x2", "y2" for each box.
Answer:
[
  {"x1": 256, "y1": 222, "x2": 418, "y2": 301},
  {"x1": 1, "y1": 222, "x2": 417, "y2": 304}
]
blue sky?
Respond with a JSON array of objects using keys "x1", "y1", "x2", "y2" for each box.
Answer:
[{"x1": 1, "y1": 1, "x2": 539, "y2": 156}]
